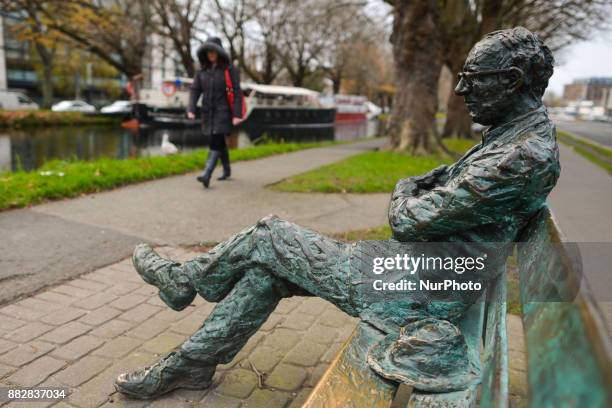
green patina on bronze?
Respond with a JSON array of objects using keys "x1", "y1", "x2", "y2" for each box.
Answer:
[
  {"x1": 115, "y1": 27, "x2": 563, "y2": 401},
  {"x1": 307, "y1": 207, "x2": 612, "y2": 408},
  {"x1": 517, "y1": 209, "x2": 612, "y2": 408}
]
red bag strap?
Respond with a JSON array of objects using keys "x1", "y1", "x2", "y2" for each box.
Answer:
[
  {"x1": 224, "y1": 67, "x2": 237, "y2": 115},
  {"x1": 224, "y1": 68, "x2": 233, "y2": 94}
]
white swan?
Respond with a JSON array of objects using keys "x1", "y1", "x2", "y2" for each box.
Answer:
[{"x1": 161, "y1": 133, "x2": 179, "y2": 155}]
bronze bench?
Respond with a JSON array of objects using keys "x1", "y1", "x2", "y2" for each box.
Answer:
[{"x1": 302, "y1": 207, "x2": 612, "y2": 408}]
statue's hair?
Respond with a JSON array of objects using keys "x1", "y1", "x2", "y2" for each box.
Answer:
[{"x1": 482, "y1": 27, "x2": 554, "y2": 97}]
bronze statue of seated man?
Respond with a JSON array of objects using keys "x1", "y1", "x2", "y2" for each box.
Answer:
[{"x1": 115, "y1": 27, "x2": 559, "y2": 399}]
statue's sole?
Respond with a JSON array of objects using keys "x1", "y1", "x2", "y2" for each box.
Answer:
[{"x1": 114, "y1": 381, "x2": 211, "y2": 400}]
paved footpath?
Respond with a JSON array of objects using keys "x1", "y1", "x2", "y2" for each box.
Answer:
[
  {"x1": 0, "y1": 139, "x2": 389, "y2": 305},
  {"x1": 0, "y1": 247, "x2": 358, "y2": 408}
]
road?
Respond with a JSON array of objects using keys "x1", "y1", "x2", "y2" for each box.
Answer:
[{"x1": 553, "y1": 118, "x2": 612, "y2": 147}]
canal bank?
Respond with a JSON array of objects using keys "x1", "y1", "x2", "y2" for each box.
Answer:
[
  {"x1": 0, "y1": 141, "x2": 338, "y2": 211},
  {"x1": 0, "y1": 138, "x2": 389, "y2": 305},
  {"x1": 1, "y1": 119, "x2": 379, "y2": 173}
]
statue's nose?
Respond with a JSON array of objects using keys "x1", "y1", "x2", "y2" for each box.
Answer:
[{"x1": 455, "y1": 77, "x2": 469, "y2": 96}]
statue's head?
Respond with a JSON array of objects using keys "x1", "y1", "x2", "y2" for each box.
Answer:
[{"x1": 455, "y1": 27, "x2": 554, "y2": 127}]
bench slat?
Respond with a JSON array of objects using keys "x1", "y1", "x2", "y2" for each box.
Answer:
[{"x1": 517, "y1": 207, "x2": 612, "y2": 408}]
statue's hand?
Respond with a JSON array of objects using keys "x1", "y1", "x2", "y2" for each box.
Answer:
[
  {"x1": 394, "y1": 166, "x2": 448, "y2": 199},
  {"x1": 411, "y1": 165, "x2": 448, "y2": 190},
  {"x1": 394, "y1": 178, "x2": 419, "y2": 197}
]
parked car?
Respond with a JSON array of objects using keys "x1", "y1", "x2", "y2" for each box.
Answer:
[
  {"x1": 0, "y1": 90, "x2": 39, "y2": 110},
  {"x1": 51, "y1": 100, "x2": 96, "y2": 112},
  {"x1": 100, "y1": 100, "x2": 132, "y2": 114}
]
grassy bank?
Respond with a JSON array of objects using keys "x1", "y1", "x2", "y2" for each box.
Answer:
[
  {"x1": 271, "y1": 138, "x2": 476, "y2": 193},
  {"x1": 557, "y1": 130, "x2": 612, "y2": 174},
  {"x1": 0, "y1": 142, "x2": 334, "y2": 211},
  {"x1": 0, "y1": 110, "x2": 121, "y2": 128}
]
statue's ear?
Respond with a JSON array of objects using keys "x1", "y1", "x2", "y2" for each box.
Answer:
[{"x1": 505, "y1": 67, "x2": 524, "y2": 93}]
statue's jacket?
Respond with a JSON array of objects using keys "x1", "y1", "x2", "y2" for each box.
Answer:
[{"x1": 349, "y1": 106, "x2": 560, "y2": 334}]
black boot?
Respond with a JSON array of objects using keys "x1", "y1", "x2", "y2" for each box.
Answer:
[
  {"x1": 217, "y1": 148, "x2": 231, "y2": 181},
  {"x1": 115, "y1": 351, "x2": 215, "y2": 399},
  {"x1": 196, "y1": 150, "x2": 220, "y2": 188}
]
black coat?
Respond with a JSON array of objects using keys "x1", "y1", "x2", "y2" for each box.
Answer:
[{"x1": 188, "y1": 64, "x2": 242, "y2": 136}]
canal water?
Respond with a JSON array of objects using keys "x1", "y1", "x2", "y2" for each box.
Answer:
[{"x1": 0, "y1": 121, "x2": 379, "y2": 173}]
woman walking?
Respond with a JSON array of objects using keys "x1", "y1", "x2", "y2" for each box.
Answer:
[{"x1": 187, "y1": 37, "x2": 242, "y2": 188}]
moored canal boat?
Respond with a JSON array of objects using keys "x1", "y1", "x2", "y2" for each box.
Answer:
[
  {"x1": 238, "y1": 83, "x2": 336, "y2": 142},
  {"x1": 128, "y1": 79, "x2": 337, "y2": 142}
]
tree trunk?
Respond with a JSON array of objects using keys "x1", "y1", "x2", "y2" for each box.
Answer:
[
  {"x1": 440, "y1": 0, "x2": 505, "y2": 139},
  {"x1": 292, "y1": 65, "x2": 306, "y2": 87},
  {"x1": 332, "y1": 73, "x2": 341, "y2": 94},
  {"x1": 41, "y1": 63, "x2": 54, "y2": 108},
  {"x1": 33, "y1": 42, "x2": 54, "y2": 108},
  {"x1": 442, "y1": 89, "x2": 473, "y2": 138},
  {"x1": 480, "y1": 0, "x2": 505, "y2": 35},
  {"x1": 387, "y1": 0, "x2": 444, "y2": 154},
  {"x1": 177, "y1": 45, "x2": 194, "y2": 77},
  {"x1": 442, "y1": 56, "x2": 473, "y2": 139}
]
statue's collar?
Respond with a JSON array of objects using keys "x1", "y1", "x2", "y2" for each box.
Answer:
[{"x1": 481, "y1": 106, "x2": 547, "y2": 146}]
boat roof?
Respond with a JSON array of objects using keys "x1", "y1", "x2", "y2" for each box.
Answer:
[
  {"x1": 157, "y1": 79, "x2": 320, "y2": 97},
  {"x1": 242, "y1": 83, "x2": 319, "y2": 96}
]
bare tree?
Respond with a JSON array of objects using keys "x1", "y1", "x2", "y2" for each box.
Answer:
[
  {"x1": 342, "y1": 37, "x2": 394, "y2": 101},
  {"x1": 206, "y1": 0, "x2": 379, "y2": 88},
  {"x1": 205, "y1": 0, "x2": 253, "y2": 68},
  {"x1": 274, "y1": 0, "x2": 346, "y2": 87},
  {"x1": 243, "y1": 0, "x2": 289, "y2": 84},
  {"x1": 151, "y1": 0, "x2": 205, "y2": 77},
  {"x1": 207, "y1": 0, "x2": 326, "y2": 86},
  {"x1": 314, "y1": 1, "x2": 375, "y2": 93}
]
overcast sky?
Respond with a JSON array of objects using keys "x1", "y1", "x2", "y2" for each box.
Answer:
[{"x1": 548, "y1": 29, "x2": 612, "y2": 96}]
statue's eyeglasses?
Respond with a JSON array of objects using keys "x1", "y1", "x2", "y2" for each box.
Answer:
[{"x1": 457, "y1": 67, "x2": 524, "y2": 87}]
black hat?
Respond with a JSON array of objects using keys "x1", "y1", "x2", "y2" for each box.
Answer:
[{"x1": 197, "y1": 36, "x2": 230, "y2": 64}]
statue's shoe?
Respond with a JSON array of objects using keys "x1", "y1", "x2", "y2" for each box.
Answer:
[
  {"x1": 115, "y1": 352, "x2": 215, "y2": 399},
  {"x1": 132, "y1": 244, "x2": 196, "y2": 311}
]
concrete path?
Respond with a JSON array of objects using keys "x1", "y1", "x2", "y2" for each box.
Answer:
[
  {"x1": 0, "y1": 139, "x2": 389, "y2": 305},
  {"x1": 0, "y1": 247, "x2": 358, "y2": 408}
]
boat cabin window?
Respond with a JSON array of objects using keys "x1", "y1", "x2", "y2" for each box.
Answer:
[{"x1": 250, "y1": 92, "x2": 315, "y2": 107}]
